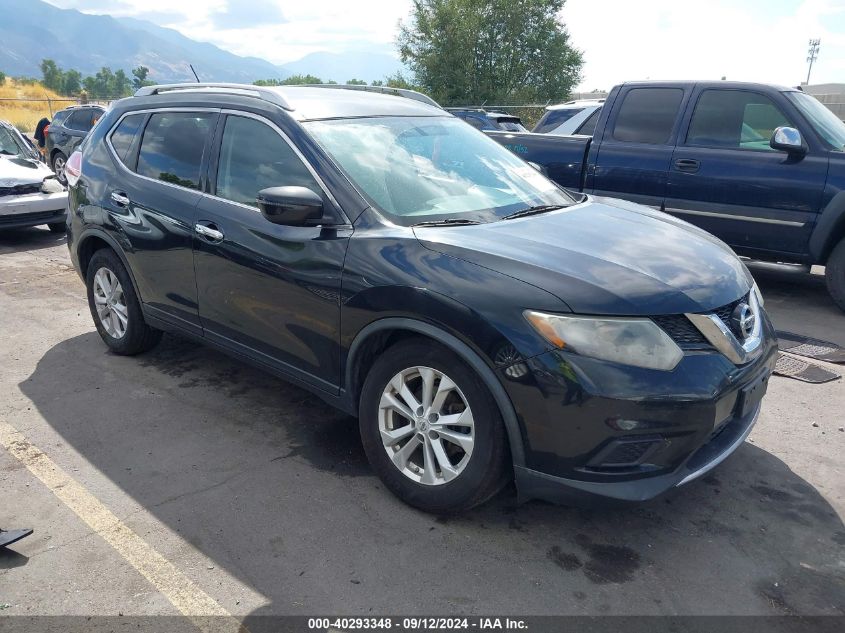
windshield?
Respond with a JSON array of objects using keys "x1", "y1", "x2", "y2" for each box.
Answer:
[
  {"x1": 787, "y1": 91, "x2": 845, "y2": 151},
  {"x1": 305, "y1": 116, "x2": 573, "y2": 225},
  {"x1": 0, "y1": 126, "x2": 27, "y2": 157}
]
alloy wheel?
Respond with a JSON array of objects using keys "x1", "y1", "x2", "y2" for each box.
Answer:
[
  {"x1": 53, "y1": 155, "x2": 66, "y2": 183},
  {"x1": 93, "y1": 267, "x2": 128, "y2": 339},
  {"x1": 378, "y1": 366, "x2": 475, "y2": 485}
]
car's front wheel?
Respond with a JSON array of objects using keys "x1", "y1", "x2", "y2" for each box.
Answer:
[
  {"x1": 359, "y1": 339, "x2": 509, "y2": 513},
  {"x1": 52, "y1": 151, "x2": 68, "y2": 185},
  {"x1": 85, "y1": 248, "x2": 162, "y2": 355},
  {"x1": 826, "y1": 238, "x2": 845, "y2": 312}
]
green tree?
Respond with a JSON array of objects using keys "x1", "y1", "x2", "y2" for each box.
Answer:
[
  {"x1": 0, "y1": 71, "x2": 6, "y2": 86},
  {"x1": 62, "y1": 69, "x2": 82, "y2": 95},
  {"x1": 397, "y1": 0, "x2": 583, "y2": 105},
  {"x1": 40, "y1": 59, "x2": 64, "y2": 92},
  {"x1": 346, "y1": 78, "x2": 367, "y2": 85},
  {"x1": 254, "y1": 74, "x2": 324, "y2": 86},
  {"x1": 383, "y1": 71, "x2": 419, "y2": 90},
  {"x1": 113, "y1": 69, "x2": 132, "y2": 97},
  {"x1": 132, "y1": 65, "x2": 154, "y2": 90}
]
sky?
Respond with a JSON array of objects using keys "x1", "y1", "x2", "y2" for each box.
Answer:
[{"x1": 44, "y1": 0, "x2": 845, "y2": 91}]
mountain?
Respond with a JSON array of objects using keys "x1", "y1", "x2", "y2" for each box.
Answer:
[
  {"x1": 278, "y1": 51, "x2": 405, "y2": 84},
  {"x1": 0, "y1": 0, "x2": 283, "y2": 83}
]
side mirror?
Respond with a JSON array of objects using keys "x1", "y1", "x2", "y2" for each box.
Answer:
[
  {"x1": 770, "y1": 126, "x2": 805, "y2": 155},
  {"x1": 257, "y1": 186, "x2": 323, "y2": 226}
]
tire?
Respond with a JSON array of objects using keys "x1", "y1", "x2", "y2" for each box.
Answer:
[
  {"x1": 359, "y1": 339, "x2": 510, "y2": 513},
  {"x1": 52, "y1": 151, "x2": 68, "y2": 185},
  {"x1": 85, "y1": 248, "x2": 162, "y2": 355},
  {"x1": 47, "y1": 222, "x2": 66, "y2": 233},
  {"x1": 825, "y1": 238, "x2": 845, "y2": 312}
]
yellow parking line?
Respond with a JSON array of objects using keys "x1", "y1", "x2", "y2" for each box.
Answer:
[{"x1": 0, "y1": 419, "x2": 246, "y2": 633}]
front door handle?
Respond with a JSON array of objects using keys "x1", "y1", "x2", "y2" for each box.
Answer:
[
  {"x1": 674, "y1": 158, "x2": 701, "y2": 173},
  {"x1": 195, "y1": 222, "x2": 224, "y2": 242},
  {"x1": 110, "y1": 191, "x2": 130, "y2": 206}
]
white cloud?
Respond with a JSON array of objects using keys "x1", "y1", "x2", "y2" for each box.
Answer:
[
  {"x1": 45, "y1": 0, "x2": 844, "y2": 89},
  {"x1": 562, "y1": 0, "x2": 845, "y2": 90}
]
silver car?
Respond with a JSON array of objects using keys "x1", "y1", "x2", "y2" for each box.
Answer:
[{"x1": 0, "y1": 120, "x2": 68, "y2": 232}]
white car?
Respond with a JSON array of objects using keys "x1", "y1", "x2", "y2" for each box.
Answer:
[
  {"x1": 0, "y1": 120, "x2": 68, "y2": 232},
  {"x1": 532, "y1": 99, "x2": 604, "y2": 136}
]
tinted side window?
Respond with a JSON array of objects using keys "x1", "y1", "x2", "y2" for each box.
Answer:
[
  {"x1": 65, "y1": 110, "x2": 91, "y2": 131},
  {"x1": 52, "y1": 111, "x2": 70, "y2": 127},
  {"x1": 612, "y1": 88, "x2": 684, "y2": 144},
  {"x1": 576, "y1": 109, "x2": 601, "y2": 136},
  {"x1": 137, "y1": 112, "x2": 214, "y2": 190},
  {"x1": 686, "y1": 90, "x2": 793, "y2": 151},
  {"x1": 534, "y1": 108, "x2": 581, "y2": 134},
  {"x1": 215, "y1": 115, "x2": 320, "y2": 207},
  {"x1": 109, "y1": 114, "x2": 145, "y2": 166},
  {"x1": 463, "y1": 116, "x2": 487, "y2": 130}
]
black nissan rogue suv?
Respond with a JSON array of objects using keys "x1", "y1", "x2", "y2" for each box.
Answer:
[{"x1": 65, "y1": 83, "x2": 778, "y2": 513}]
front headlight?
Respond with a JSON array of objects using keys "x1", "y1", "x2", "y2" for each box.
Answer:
[
  {"x1": 752, "y1": 282, "x2": 765, "y2": 308},
  {"x1": 41, "y1": 176, "x2": 64, "y2": 194},
  {"x1": 524, "y1": 311, "x2": 683, "y2": 371}
]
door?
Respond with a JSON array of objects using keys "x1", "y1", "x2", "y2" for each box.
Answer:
[
  {"x1": 109, "y1": 110, "x2": 218, "y2": 332},
  {"x1": 588, "y1": 87, "x2": 687, "y2": 208},
  {"x1": 666, "y1": 89, "x2": 826, "y2": 256},
  {"x1": 193, "y1": 113, "x2": 351, "y2": 391}
]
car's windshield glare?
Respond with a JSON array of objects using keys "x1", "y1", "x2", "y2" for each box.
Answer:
[
  {"x1": 788, "y1": 91, "x2": 845, "y2": 151},
  {"x1": 305, "y1": 116, "x2": 573, "y2": 225}
]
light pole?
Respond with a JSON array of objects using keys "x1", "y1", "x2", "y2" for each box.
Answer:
[{"x1": 806, "y1": 39, "x2": 820, "y2": 85}]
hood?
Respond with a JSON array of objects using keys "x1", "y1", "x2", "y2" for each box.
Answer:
[
  {"x1": 413, "y1": 197, "x2": 752, "y2": 316},
  {"x1": 0, "y1": 155, "x2": 54, "y2": 187}
]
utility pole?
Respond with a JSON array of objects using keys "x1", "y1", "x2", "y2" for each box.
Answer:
[{"x1": 806, "y1": 39, "x2": 820, "y2": 85}]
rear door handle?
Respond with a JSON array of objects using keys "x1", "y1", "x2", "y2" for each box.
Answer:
[
  {"x1": 674, "y1": 158, "x2": 701, "y2": 173},
  {"x1": 110, "y1": 191, "x2": 130, "y2": 206},
  {"x1": 195, "y1": 222, "x2": 224, "y2": 242}
]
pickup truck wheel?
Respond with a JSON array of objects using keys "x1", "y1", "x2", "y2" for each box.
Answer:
[
  {"x1": 85, "y1": 249, "x2": 162, "y2": 355},
  {"x1": 825, "y1": 239, "x2": 845, "y2": 312},
  {"x1": 52, "y1": 151, "x2": 68, "y2": 185},
  {"x1": 359, "y1": 340, "x2": 509, "y2": 513}
]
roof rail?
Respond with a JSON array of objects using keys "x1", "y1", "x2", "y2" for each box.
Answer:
[
  {"x1": 134, "y1": 83, "x2": 293, "y2": 110},
  {"x1": 292, "y1": 84, "x2": 442, "y2": 109}
]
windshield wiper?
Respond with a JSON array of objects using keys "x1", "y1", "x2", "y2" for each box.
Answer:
[
  {"x1": 502, "y1": 204, "x2": 567, "y2": 220},
  {"x1": 412, "y1": 218, "x2": 482, "y2": 227}
]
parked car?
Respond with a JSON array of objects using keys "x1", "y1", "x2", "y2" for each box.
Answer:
[
  {"x1": 448, "y1": 108, "x2": 528, "y2": 132},
  {"x1": 532, "y1": 99, "x2": 604, "y2": 136},
  {"x1": 66, "y1": 83, "x2": 776, "y2": 512},
  {"x1": 46, "y1": 104, "x2": 106, "y2": 184},
  {"x1": 0, "y1": 119, "x2": 67, "y2": 232},
  {"x1": 488, "y1": 81, "x2": 845, "y2": 311}
]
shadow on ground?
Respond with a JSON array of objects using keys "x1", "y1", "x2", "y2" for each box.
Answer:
[
  {"x1": 19, "y1": 325, "x2": 845, "y2": 617},
  {"x1": 0, "y1": 227, "x2": 67, "y2": 255}
]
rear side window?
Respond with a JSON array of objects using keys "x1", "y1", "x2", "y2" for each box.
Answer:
[
  {"x1": 463, "y1": 116, "x2": 487, "y2": 130},
  {"x1": 136, "y1": 112, "x2": 214, "y2": 190},
  {"x1": 52, "y1": 111, "x2": 70, "y2": 127},
  {"x1": 533, "y1": 108, "x2": 582, "y2": 134},
  {"x1": 215, "y1": 115, "x2": 320, "y2": 207},
  {"x1": 109, "y1": 114, "x2": 145, "y2": 166},
  {"x1": 612, "y1": 88, "x2": 684, "y2": 144},
  {"x1": 686, "y1": 90, "x2": 794, "y2": 151},
  {"x1": 65, "y1": 110, "x2": 93, "y2": 132},
  {"x1": 575, "y1": 109, "x2": 601, "y2": 136}
]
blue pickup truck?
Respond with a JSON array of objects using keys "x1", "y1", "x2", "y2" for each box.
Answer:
[{"x1": 488, "y1": 81, "x2": 845, "y2": 310}]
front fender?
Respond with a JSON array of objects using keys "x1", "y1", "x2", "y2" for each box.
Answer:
[{"x1": 809, "y1": 190, "x2": 845, "y2": 263}]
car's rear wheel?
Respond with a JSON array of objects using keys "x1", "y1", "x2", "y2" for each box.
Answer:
[
  {"x1": 47, "y1": 222, "x2": 66, "y2": 233},
  {"x1": 359, "y1": 339, "x2": 509, "y2": 513},
  {"x1": 52, "y1": 151, "x2": 68, "y2": 184},
  {"x1": 85, "y1": 249, "x2": 162, "y2": 355},
  {"x1": 825, "y1": 238, "x2": 845, "y2": 312}
]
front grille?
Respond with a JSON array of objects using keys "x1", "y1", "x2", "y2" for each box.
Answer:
[
  {"x1": 0, "y1": 183, "x2": 41, "y2": 197},
  {"x1": 652, "y1": 315, "x2": 709, "y2": 348},
  {"x1": 653, "y1": 293, "x2": 750, "y2": 349}
]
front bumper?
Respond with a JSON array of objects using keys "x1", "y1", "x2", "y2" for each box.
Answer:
[
  {"x1": 0, "y1": 191, "x2": 67, "y2": 229},
  {"x1": 503, "y1": 317, "x2": 778, "y2": 505}
]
